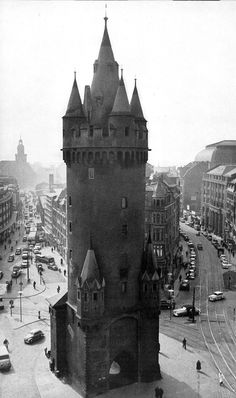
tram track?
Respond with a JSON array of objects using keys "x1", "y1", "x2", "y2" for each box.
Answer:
[{"x1": 198, "y1": 238, "x2": 236, "y2": 395}]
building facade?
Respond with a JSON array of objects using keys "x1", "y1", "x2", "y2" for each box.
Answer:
[
  {"x1": 49, "y1": 17, "x2": 161, "y2": 397},
  {"x1": 225, "y1": 178, "x2": 236, "y2": 249},
  {"x1": 0, "y1": 176, "x2": 19, "y2": 244},
  {"x1": 145, "y1": 176, "x2": 180, "y2": 283},
  {"x1": 201, "y1": 165, "x2": 236, "y2": 237},
  {"x1": 51, "y1": 188, "x2": 67, "y2": 259}
]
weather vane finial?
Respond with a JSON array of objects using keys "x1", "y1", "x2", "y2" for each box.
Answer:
[
  {"x1": 104, "y1": 4, "x2": 108, "y2": 25},
  {"x1": 74, "y1": 70, "x2": 76, "y2": 80}
]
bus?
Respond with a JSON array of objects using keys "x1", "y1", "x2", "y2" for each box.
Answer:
[{"x1": 27, "y1": 231, "x2": 36, "y2": 245}]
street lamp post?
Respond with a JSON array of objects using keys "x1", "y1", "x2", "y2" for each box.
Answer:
[{"x1": 19, "y1": 291, "x2": 23, "y2": 322}]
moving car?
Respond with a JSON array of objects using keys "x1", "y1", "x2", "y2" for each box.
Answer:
[
  {"x1": 8, "y1": 255, "x2": 15, "y2": 262},
  {"x1": 34, "y1": 249, "x2": 41, "y2": 255},
  {"x1": 222, "y1": 263, "x2": 232, "y2": 269},
  {"x1": 22, "y1": 236, "x2": 27, "y2": 242},
  {"x1": 196, "y1": 231, "x2": 200, "y2": 236},
  {"x1": 15, "y1": 248, "x2": 22, "y2": 255},
  {"x1": 208, "y1": 291, "x2": 224, "y2": 302},
  {"x1": 197, "y1": 244, "x2": 203, "y2": 250},
  {"x1": 48, "y1": 264, "x2": 58, "y2": 271},
  {"x1": 173, "y1": 306, "x2": 200, "y2": 317},
  {"x1": 24, "y1": 329, "x2": 44, "y2": 344},
  {"x1": 207, "y1": 235, "x2": 212, "y2": 241},
  {"x1": 0, "y1": 345, "x2": 11, "y2": 371},
  {"x1": 11, "y1": 265, "x2": 21, "y2": 278},
  {"x1": 179, "y1": 279, "x2": 190, "y2": 291}
]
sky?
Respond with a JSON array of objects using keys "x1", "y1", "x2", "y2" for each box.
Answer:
[{"x1": 1, "y1": 1, "x2": 236, "y2": 168}]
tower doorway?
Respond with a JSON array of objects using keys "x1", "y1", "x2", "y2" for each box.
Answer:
[{"x1": 109, "y1": 351, "x2": 138, "y2": 389}]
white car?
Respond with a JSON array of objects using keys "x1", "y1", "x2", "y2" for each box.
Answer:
[
  {"x1": 222, "y1": 263, "x2": 232, "y2": 269},
  {"x1": 208, "y1": 291, "x2": 224, "y2": 302}
]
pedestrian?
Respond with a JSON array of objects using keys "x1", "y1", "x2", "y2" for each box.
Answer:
[
  {"x1": 33, "y1": 281, "x2": 36, "y2": 289},
  {"x1": 51, "y1": 247, "x2": 53, "y2": 252},
  {"x1": 38, "y1": 311, "x2": 41, "y2": 319},
  {"x1": 179, "y1": 275, "x2": 182, "y2": 283},
  {"x1": 186, "y1": 250, "x2": 188, "y2": 257},
  {"x1": 196, "y1": 360, "x2": 201, "y2": 371},
  {"x1": 182, "y1": 338, "x2": 187, "y2": 349},
  {"x1": 57, "y1": 285, "x2": 60, "y2": 293},
  {"x1": 219, "y1": 371, "x2": 223, "y2": 386},
  {"x1": 3, "y1": 339, "x2": 9, "y2": 351},
  {"x1": 64, "y1": 269, "x2": 66, "y2": 277},
  {"x1": 60, "y1": 258, "x2": 63, "y2": 265},
  {"x1": 4, "y1": 245, "x2": 6, "y2": 250},
  {"x1": 159, "y1": 388, "x2": 163, "y2": 398}
]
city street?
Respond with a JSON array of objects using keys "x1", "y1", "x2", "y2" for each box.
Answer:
[{"x1": 159, "y1": 223, "x2": 236, "y2": 397}]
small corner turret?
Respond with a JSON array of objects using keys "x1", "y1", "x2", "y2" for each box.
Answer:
[
  {"x1": 141, "y1": 233, "x2": 160, "y2": 315},
  {"x1": 77, "y1": 247, "x2": 105, "y2": 319}
]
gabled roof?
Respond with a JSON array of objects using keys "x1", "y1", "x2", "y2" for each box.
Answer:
[
  {"x1": 207, "y1": 165, "x2": 236, "y2": 176},
  {"x1": 46, "y1": 291, "x2": 67, "y2": 308}
]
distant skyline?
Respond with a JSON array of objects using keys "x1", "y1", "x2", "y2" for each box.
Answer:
[{"x1": 1, "y1": 2, "x2": 236, "y2": 167}]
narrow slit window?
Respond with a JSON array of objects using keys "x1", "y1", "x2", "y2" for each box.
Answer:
[{"x1": 88, "y1": 168, "x2": 94, "y2": 179}]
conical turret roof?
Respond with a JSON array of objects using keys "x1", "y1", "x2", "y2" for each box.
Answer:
[
  {"x1": 142, "y1": 233, "x2": 156, "y2": 275},
  {"x1": 80, "y1": 249, "x2": 102, "y2": 286},
  {"x1": 98, "y1": 17, "x2": 115, "y2": 63},
  {"x1": 90, "y1": 17, "x2": 119, "y2": 125},
  {"x1": 65, "y1": 74, "x2": 85, "y2": 118},
  {"x1": 111, "y1": 73, "x2": 130, "y2": 115},
  {"x1": 130, "y1": 79, "x2": 144, "y2": 119}
]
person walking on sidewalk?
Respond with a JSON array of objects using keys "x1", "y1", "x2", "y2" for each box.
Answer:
[
  {"x1": 57, "y1": 285, "x2": 60, "y2": 293},
  {"x1": 33, "y1": 281, "x2": 36, "y2": 289},
  {"x1": 219, "y1": 371, "x2": 223, "y2": 386},
  {"x1": 182, "y1": 338, "x2": 187, "y2": 349}
]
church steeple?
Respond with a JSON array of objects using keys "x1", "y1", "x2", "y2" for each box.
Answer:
[
  {"x1": 15, "y1": 137, "x2": 27, "y2": 163},
  {"x1": 65, "y1": 73, "x2": 85, "y2": 118}
]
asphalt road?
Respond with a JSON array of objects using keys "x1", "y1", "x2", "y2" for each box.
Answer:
[{"x1": 160, "y1": 224, "x2": 236, "y2": 397}]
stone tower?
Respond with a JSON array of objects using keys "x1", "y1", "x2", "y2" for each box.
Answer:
[
  {"x1": 58, "y1": 16, "x2": 160, "y2": 397},
  {"x1": 15, "y1": 138, "x2": 27, "y2": 163}
]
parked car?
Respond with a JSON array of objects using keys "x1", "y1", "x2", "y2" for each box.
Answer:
[
  {"x1": 207, "y1": 235, "x2": 212, "y2": 241},
  {"x1": 197, "y1": 244, "x2": 203, "y2": 250},
  {"x1": 24, "y1": 329, "x2": 45, "y2": 344},
  {"x1": 196, "y1": 231, "x2": 200, "y2": 236},
  {"x1": 179, "y1": 279, "x2": 190, "y2": 291},
  {"x1": 0, "y1": 271, "x2": 3, "y2": 279},
  {"x1": 48, "y1": 264, "x2": 58, "y2": 271},
  {"x1": 8, "y1": 255, "x2": 15, "y2": 262},
  {"x1": 21, "y1": 260, "x2": 28, "y2": 268},
  {"x1": 208, "y1": 291, "x2": 224, "y2": 302},
  {"x1": 22, "y1": 236, "x2": 27, "y2": 242},
  {"x1": 15, "y1": 248, "x2": 22, "y2": 255},
  {"x1": 0, "y1": 298, "x2": 4, "y2": 311},
  {"x1": 160, "y1": 299, "x2": 174, "y2": 310}
]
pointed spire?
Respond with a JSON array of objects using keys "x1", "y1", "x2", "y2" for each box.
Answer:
[
  {"x1": 80, "y1": 249, "x2": 102, "y2": 286},
  {"x1": 130, "y1": 78, "x2": 144, "y2": 119},
  {"x1": 142, "y1": 233, "x2": 156, "y2": 275},
  {"x1": 99, "y1": 14, "x2": 114, "y2": 61},
  {"x1": 111, "y1": 71, "x2": 130, "y2": 114},
  {"x1": 65, "y1": 73, "x2": 85, "y2": 118}
]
